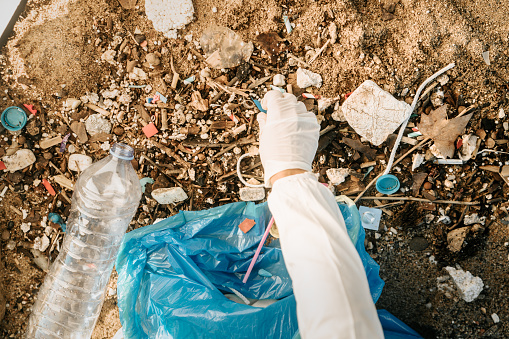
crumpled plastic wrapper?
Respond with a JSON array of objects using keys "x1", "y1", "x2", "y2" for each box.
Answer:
[{"x1": 200, "y1": 26, "x2": 254, "y2": 69}]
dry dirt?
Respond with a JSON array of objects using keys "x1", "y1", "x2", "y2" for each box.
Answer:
[{"x1": 0, "y1": 0, "x2": 508, "y2": 338}]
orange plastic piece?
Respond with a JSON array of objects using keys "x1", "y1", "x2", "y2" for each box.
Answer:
[
  {"x1": 142, "y1": 122, "x2": 158, "y2": 138},
  {"x1": 23, "y1": 104, "x2": 37, "y2": 115},
  {"x1": 42, "y1": 179, "x2": 56, "y2": 196},
  {"x1": 238, "y1": 218, "x2": 256, "y2": 233},
  {"x1": 0, "y1": 161, "x2": 5, "y2": 170}
]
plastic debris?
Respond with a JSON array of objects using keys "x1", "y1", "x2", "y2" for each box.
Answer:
[
  {"x1": 464, "y1": 213, "x2": 486, "y2": 226},
  {"x1": 139, "y1": 177, "x2": 155, "y2": 193},
  {"x1": 458, "y1": 134, "x2": 478, "y2": 161},
  {"x1": 142, "y1": 122, "x2": 158, "y2": 138},
  {"x1": 491, "y1": 313, "x2": 500, "y2": 324},
  {"x1": 270, "y1": 85, "x2": 285, "y2": 93},
  {"x1": 238, "y1": 218, "x2": 256, "y2": 233},
  {"x1": 23, "y1": 104, "x2": 37, "y2": 115},
  {"x1": 412, "y1": 153, "x2": 425, "y2": 171},
  {"x1": 283, "y1": 15, "x2": 292, "y2": 34},
  {"x1": 2, "y1": 149, "x2": 36, "y2": 172},
  {"x1": 48, "y1": 213, "x2": 66, "y2": 232},
  {"x1": 359, "y1": 206, "x2": 382, "y2": 231},
  {"x1": 42, "y1": 179, "x2": 56, "y2": 196},
  {"x1": 64, "y1": 98, "x2": 81, "y2": 110},
  {"x1": 482, "y1": 51, "x2": 490, "y2": 66},
  {"x1": 145, "y1": 0, "x2": 195, "y2": 39},
  {"x1": 31, "y1": 249, "x2": 49, "y2": 272},
  {"x1": 239, "y1": 187, "x2": 265, "y2": 201},
  {"x1": 40, "y1": 136, "x2": 63, "y2": 149},
  {"x1": 342, "y1": 80, "x2": 411, "y2": 146},
  {"x1": 151, "y1": 187, "x2": 188, "y2": 204},
  {"x1": 68, "y1": 154, "x2": 93, "y2": 172},
  {"x1": 296, "y1": 68, "x2": 322, "y2": 88},
  {"x1": 183, "y1": 75, "x2": 195, "y2": 85},
  {"x1": 445, "y1": 266, "x2": 483, "y2": 302},
  {"x1": 59, "y1": 133, "x2": 71, "y2": 153},
  {"x1": 85, "y1": 114, "x2": 112, "y2": 136},
  {"x1": 34, "y1": 235, "x2": 50, "y2": 252},
  {"x1": 326, "y1": 168, "x2": 350, "y2": 185},
  {"x1": 273, "y1": 74, "x2": 285, "y2": 87},
  {"x1": 1, "y1": 106, "x2": 27, "y2": 132},
  {"x1": 200, "y1": 26, "x2": 254, "y2": 69}
]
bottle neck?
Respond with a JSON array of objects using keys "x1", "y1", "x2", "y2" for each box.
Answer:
[{"x1": 109, "y1": 143, "x2": 134, "y2": 161}]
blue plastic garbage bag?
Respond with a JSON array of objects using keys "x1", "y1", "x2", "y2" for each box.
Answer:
[{"x1": 116, "y1": 201, "x2": 384, "y2": 339}]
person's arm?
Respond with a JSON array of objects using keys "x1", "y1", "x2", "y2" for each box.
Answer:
[{"x1": 259, "y1": 91, "x2": 383, "y2": 338}]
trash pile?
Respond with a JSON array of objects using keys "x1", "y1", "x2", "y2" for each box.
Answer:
[{"x1": 1, "y1": 0, "x2": 509, "y2": 337}]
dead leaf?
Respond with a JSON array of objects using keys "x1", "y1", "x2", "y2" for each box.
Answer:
[
  {"x1": 256, "y1": 32, "x2": 286, "y2": 62},
  {"x1": 411, "y1": 172, "x2": 428, "y2": 196},
  {"x1": 417, "y1": 105, "x2": 473, "y2": 158},
  {"x1": 188, "y1": 91, "x2": 209, "y2": 112},
  {"x1": 341, "y1": 137, "x2": 377, "y2": 160}
]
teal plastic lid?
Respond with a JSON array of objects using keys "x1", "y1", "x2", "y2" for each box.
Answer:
[
  {"x1": 376, "y1": 174, "x2": 400, "y2": 195},
  {"x1": 1, "y1": 106, "x2": 27, "y2": 131}
]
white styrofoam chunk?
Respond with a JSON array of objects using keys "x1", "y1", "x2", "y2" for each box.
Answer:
[
  {"x1": 342, "y1": 80, "x2": 411, "y2": 146},
  {"x1": 445, "y1": 266, "x2": 484, "y2": 302},
  {"x1": 145, "y1": 0, "x2": 194, "y2": 39},
  {"x1": 68, "y1": 154, "x2": 93, "y2": 172},
  {"x1": 296, "y1": 68, "x2": 322, "y2": 88},
  {"x1": 239, "y1": 187, "x2": 265, "y2": 201},
  {"x1": 85, "y1": 114, "x2": 112, "y2": 136},
  {"x1": 273, "y1": 74, "x2": 286, "y2": 87},
  {"x1": 152, "y1": 187, "x2": 188, "y2": 204},
  {"x1": 326, "y1": 168, "x2": 350, "y2": 185},
  {"x1": 3, "y1": 149, "x2": 36, "y2": 173}
]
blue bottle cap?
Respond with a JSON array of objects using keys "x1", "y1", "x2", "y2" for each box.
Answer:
[
  {"x1": 1, "y1": 106, "x2": 27, "y2": 131},
  {"x1": 376, "y1": 174, "x2": 400, "y2": 195}
]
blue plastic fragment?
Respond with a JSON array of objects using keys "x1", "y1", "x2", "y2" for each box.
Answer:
[
  {"x1": 139, "y1": 177, "x2": 155, "y2": 193},
  {"x1": 48, "y1": 213, "x2": 66, "y2": 232},
  {"x1": 270, "y1": 85, "x2": 285, "y2": 93},
  {"x1": 251, "y1": 97, "x2": 267, "y2": 113},
  {"x1": 258, "y1": 269, "x2": 273, "y2": 277},
  {"x1": 156, "y1": 91, "x2": 167, "y2": 103},
  {"x1": 147, "y1": 98, "x2": 153, "y2": 104},
  {"x1": 183, "y1": 75, "x2": 196, "y2": 85}
]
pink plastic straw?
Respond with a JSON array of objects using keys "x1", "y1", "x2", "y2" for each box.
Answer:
[{"x1": 242, "y1": 217, "x2": 275, "y2": 283}]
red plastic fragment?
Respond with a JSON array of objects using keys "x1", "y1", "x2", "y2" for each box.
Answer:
[
  {"x1": 0, "y1": 161, "x2": 6, "y2": 170},
  {"x1": 142, "y1": 122, "x2": 158, "y2": 138},
  {"x1": 456, "y1": 139, "x2": 463, "y2": 149},
  {"x1": 23, "y1": 104, "x2": 37, "y2": 115},
  {"x1": 42, "y1": 179, "x2": 56, "y2": 196},
  {"x1": 345, "y1": 91, "x2": 353, "y2": 99},
  {"x1": 238, "y1": 218, "x2": 256, "y2": 234}
]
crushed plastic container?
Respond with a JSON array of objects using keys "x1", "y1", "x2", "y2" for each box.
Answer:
[{"x1": 25, "y1": 143, "x2": 142, "y2": 339}]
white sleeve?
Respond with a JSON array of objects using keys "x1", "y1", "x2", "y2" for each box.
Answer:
[{"x1": 268, "y1": 172, "x2": 384, "y2": 339}]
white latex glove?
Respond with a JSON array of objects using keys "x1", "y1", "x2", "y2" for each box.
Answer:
[{"x1": 257, "y1": 90, "x2": 320, "y2": 187}]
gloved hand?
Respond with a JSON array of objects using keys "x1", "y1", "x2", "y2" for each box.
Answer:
[{"x1": 257, "y1": 90, "x2": 320, "y2": 187}]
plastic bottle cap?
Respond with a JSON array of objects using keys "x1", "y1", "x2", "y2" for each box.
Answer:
[
  {"x1": 1, "y1": 106, "x2": 27, "y2": 131},
  {"x1": 376, "y1": 174, "x2": 400, "y2": 195}
]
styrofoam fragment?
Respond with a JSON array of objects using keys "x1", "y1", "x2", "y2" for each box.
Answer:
[
  {"x1": 273, "y1": 74, "x2": 285, "y2": 87},
  {"x1": 342, "y1": 80, "x2": 411, "y2": 146},
  {"x1": 239, "y1": 187, "x2": 265, "y2": 201},
  {"x1": 145, "y1": 0, "x2": 195, "y2": 39},
  {"x1": 296, "y1": 68, "x2": 322, "y2": 88},
  {"x1": 3, "y1": 149, "x2": 36, "y2": 173},
  {"x1": 445, "y1": 266, "x2": 483, "y2": 302},
  {"x1": 326, "y1": 168, "x2": 350, "y2": 185},
  {"x1": 152, "y1": 187, "x2": 188, "y2": 204},
  {"x1": 85, "y1": 114, "x2": 112, "y2": 136}
]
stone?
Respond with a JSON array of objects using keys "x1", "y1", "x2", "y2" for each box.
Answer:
[
  {"x1": 146, "y1": 53, "x2": 160, "y2": 66},
  {"x1": 445, "y1": 266, "x2": 483, "y2": 302},
  {"x1": 2, "y1": 149, "x2": 36, "y2": 173},
  {"x1": 296, "y1": 68, "x2": 322, "y2": 88},
  {"x1": 71, "y1": 121, "x2": 88, "y2": 143},
  {"x1": 85, "y1": 114, "x2": 112, "y2": 136},
  {"x1": 464, "y1": 213, "x2": 486, "y2": 225},
  {"x1": 33, "y1": 235, "x2": 50, "y2": 252},
  {"x1": 152, "y1": 187, "x2": 188, "y2": 204},
  {"x1": 113, "y1": 126, "x2": 125, "y2": 136},
  {"x1": 64, "y1": 98, "x2": 81, "y2": 110},
  {"x1": 342, "y1": 80, "x2": 411, "y2": 146},
  {"x1": 458, "y1": 134, "x2": 478, "y2": 161},
  {"x1": 68, "y1": 154, "x2": 93, "y2": 172},
  {"x1": 326, "y1": 168, "x2": 350, "y2": 185},
  {"x1": 1, "y1": 230, "x2": 9, "y2": 241},
  {"x1": 447, "y1": 227, "x2": 468, "y2": 253},
  {"x1": 492, "y1": 313, "x2": 500, "y2": 324},
  {"x1": 239, "y1": 187, "x2": 265, "y2": 201},
  {"x1": 328, "y1": 22, "x2": 338, "y2": 44},
  {"x1": 273, "y1": 74, "x2": 286, "y2": 87},
  {"x1": 101, "y1": 50, "x2": 116, "y2": 65}
]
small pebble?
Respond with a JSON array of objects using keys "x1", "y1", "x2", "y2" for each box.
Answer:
[
  {"x1": 491, "y1": 313, "x2": 500, "y2": 324},
  {"x1": 113, "y1": 126, "x2": 125, "y2": 136},
  {"x1": 1, "y1": 229, "x2": 10, "y2": 241}
]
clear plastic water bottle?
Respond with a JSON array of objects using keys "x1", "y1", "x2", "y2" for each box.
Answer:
[{"x1": 26, "y1": 143, "x2": 142, "y2": 339}]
